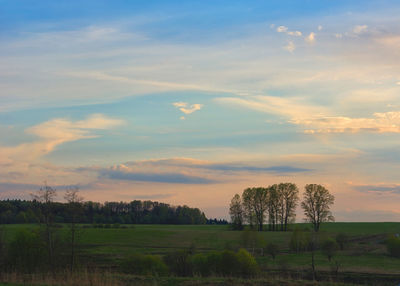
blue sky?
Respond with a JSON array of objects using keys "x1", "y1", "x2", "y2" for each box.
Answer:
[{"x1": 1, "y1": 1, "x2": 400, "y2": 221}]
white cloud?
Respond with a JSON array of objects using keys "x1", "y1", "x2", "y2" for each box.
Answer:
[
  {"x1": 214, "y1": 95, "x2": 327, "y2": 120},
  {"x1": 284, "y1": 41, "x2": 296, "y2": 52},
  {"x1": 318, "y1": 25, "x2": 323, "y2": 31},
  {"x1": 276, "y1": 26, "x2": 288, "y2": 33},
  {"x1": 173, "y1": 102, "x2": 203, "y2": 115},
  {"x1": 287, "y1": 31, "x2": 302, "y2": 37},
  {"x1": 216, "y1": 95, "x2": 400, "y2": 134},
  {"x1": 276, "y1": 25, "x2": 302, "y2": 36},
  {"x1": 2, "y1": 114, "x2": 125, "y2": 162},
  {"x1": 0, "y1": 114, "x2": 125, "y2": 187},
  {"x1": 353, "y1": 25, "x2": 368, "y2": 34},
  {"x1": 335, "y1": 33, "x2": 343, "y2": 38},
  {"x1": 293, "y1": 111, "x2": 400, "y2": 134},
  {"x1": 306, "y1": 32, "x2": 316, "y2": 43}
]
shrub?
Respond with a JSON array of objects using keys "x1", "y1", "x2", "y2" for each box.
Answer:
[
  {"x1": 321, "y1": 238, "x2": 339, "y2": 261},
  {"x1": 265, "y1": 242, "x2": 279, "y2": 259},
  {"x1": 235, "y1": 248, "x2": 258, "y2": 277},
  {"x1": 219, "y1": 250, "x2": 240, "y2": 276},
  {"x1": 289, "y1": 228, "x2": 310, "y2": 252},
  {"x1": 164, "y1": 250, "x2": 193, "y2": 276},
  {"x1": 120, "y1": 253, "x2": 168, "y2": 276},
  {"x1": 174, "y1": 249, "x2": 258, "y2": 277},
  {"x1": 191, "y1": 253, "x2": 209, "y2": 276},
  {"x1": 7, "y1": 229, "x2": 46, "y2": 273},
  {"x1": 386, "y1": 235, "x2": 400, "y2": 258},
  {"x1": 336, "y1": 233, "x2": 349, "y2": 250}
]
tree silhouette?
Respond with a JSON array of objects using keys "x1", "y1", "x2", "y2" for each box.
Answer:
[{"x1": 301, "y1": 184, "x2": 334, "y2": 232}]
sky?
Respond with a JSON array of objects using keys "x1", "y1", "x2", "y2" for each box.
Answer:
[{"x1": 1, "y1": 0, "x2": 400, "y2": 221}]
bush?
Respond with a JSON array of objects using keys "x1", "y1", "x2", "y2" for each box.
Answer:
[
  {"x1": 235, "y1": 248, "x2": 258, "y2": 277},
  {"x1": 321, "y1": 238, "x2": 339, "y2": 261},
  {"x1": 7, "y1": 229, "x2": 47, "y2": 273},
  {"x1": 170, "y1": 248, "x2": 258, "y2": 277},
  {"x1": 164, "y1": 250, "x2": 193, "y2": 276},
  {"x1": 265, "y1": 242, "x2": 279, "y2": 259},
  {"x1": 120, "y1": 253, "x2": 168, "y2": 276},
  {"x1": 214, "y1": 250, "x2": 240, "y2": 276},
  {"x1": 336, "y1": 233, "x2": 349, "y2": 250},
  {"x1": 191, "y1": 253, "x2": 209, "y2": 276},
  {"x1": 289, "y1": 228, "x2": 310, "y2": 252},
  {"x1": 386, "y1": 235, "x2": 400, "y2": 257}
]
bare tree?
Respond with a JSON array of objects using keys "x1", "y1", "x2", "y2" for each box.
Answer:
[
  {"x1": 301, "y1": 184, "x2": 334, "y2": 232},
  {"x1": 229, "y1": 194, "x2": 244, "y2": 230},
  {"x1": 64, "y1": 186, "x2": 84, "y2": 272},
  {"x1": 31, "y1": 183, "x2": 57, "y2": 272}
]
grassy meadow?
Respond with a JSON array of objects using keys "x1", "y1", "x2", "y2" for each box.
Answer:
[{"x1": 2, "y1": 222, "x2": 400, "y2": 286}]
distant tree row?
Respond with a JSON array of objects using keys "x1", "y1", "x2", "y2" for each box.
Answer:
[
  {"x1": 229, "y1": 183, "x2": 334, "y2": 232},
  {"x1": 0, "y1": 194, "x2": 207, "y2": 225}
]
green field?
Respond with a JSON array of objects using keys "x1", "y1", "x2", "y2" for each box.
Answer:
[
  {"x1": 3, "y1": 223, "x2": 400, "y2": 271},
  {"x1": 2, "y1": 222, "x2": 400, "y2": 285}
]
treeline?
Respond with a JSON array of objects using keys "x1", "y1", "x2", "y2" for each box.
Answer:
[
  {"x1": 0, "y1": 199, "x2": 207, "y2": 225},
  {"x1": 230, "y1": 183, "x2": 335, "y2": 232}
]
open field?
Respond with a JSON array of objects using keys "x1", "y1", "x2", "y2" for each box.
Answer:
[
  {"x1": 3, "y1": 223, "x2": 400, "y2": 269},
  {"x1": 2, "y1": 223, "x2": 400, "y2": 285}
]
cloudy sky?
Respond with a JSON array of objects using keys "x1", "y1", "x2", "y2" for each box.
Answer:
[{"x1": 1, "y1": 0, "x2": 400, "y2": 221}]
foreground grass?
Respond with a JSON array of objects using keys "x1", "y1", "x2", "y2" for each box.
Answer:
[
  {"x1": 0, "y1": 273, "x2": 360, "y2": 286},
  {"x1": 2, "y1": 223, "x2": 400, "y2": 276}
]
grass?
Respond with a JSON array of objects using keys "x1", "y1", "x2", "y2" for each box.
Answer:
[
  {"x1": 0, "y1": 273, "x2": 361, "y2": 286},
  {"x1": 2, "y1": 222, "x2": 400, "y2": 279}
]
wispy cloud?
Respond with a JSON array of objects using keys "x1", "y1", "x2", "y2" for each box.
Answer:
[
  {"x1": 335, "y1": 209, "x2": 400, "y2": 222},
  {"x1": 306, "y1": 32, "x2": 316, "y2": 43},
  {"x1": 284, "y1": 41, "x2": 296, "y2": 52},
  {"x1": 70, "y1": 157, "x2": 313, "y2": 186},
  {"x1": 276, "y1": 26, "x2": 288, "y2": 33},
  {"x1": 353, "y1": 25, "x2": 368, "y2": 35},
  {"x1": 214, "y1": 95, "x2": 327, "y2": 120},
  {"x1": 26, "y1": 114, "x2": 124, "y2": 156},
  {"x1": 0, "y1": 114, "x2": 125, "y2": 167},
  {"x1": 173, "y1": 102, "x2": 203, "y2": 119},
  {"x1": 287, "y1": 31, "x2": 302, "y2": 36},
  {"x1": 349, "y1": 182, "x2": 400, "y2": 194},
  {"x1": 292, "y1": 111, "x2": 400, "y2": 134},
  {"x1": 111, "y1": 158, "x2": 312, "y2": 175},
  {"x1": 276, "y1": 25, "x2": 302, "y2": 36},
  {"x1": 215, "y1": 95, "x2": 400, "y2": 134},
  {"x1": 100, "y1": 168, "x2": 216, "y2": 184}
]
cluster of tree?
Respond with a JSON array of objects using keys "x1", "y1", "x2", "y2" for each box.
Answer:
[
  {"x1": 120, "y1": 248, "x2": 258, "y2": 277},
  {"x1": 0, "y1": 196, "x2": 207, "y2": 225},
  {"x1": 0, "y1": 184, "x2": 208, "y2": 274},
  {"x1": 230, "y1": 183, "x2": 335, "y2": 232}
]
